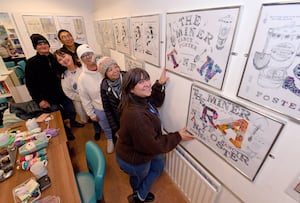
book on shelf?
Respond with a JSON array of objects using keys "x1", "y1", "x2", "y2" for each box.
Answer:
[{"x1": 0, "y1": 81, "x2": 10, "y2": 94}]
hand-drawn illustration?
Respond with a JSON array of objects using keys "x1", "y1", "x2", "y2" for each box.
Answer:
[
  {"x1": 124, "y1": 56, "x2": 144, "y2": 71},
  {"x1": 94, "y1": 19, "x2": 115, "y2": 50},
  {"x1": 130, "y1": 14, "x2": 160, "y2": 66},
  {"x1": 112, "y1": 18, "x2": 130, "y2": 55},
  {"x1": 238, "y1": 3, "x2": 300, "y2": 121},
  {"x1": 187, "y1": 84, "x2": 284, "y2": 181},
  {"x1": 166, "y1": 7, "x2": 240, "y2": 90},
  {"x1": 57, "y1": 16, "x2": 87, "y2": 44},
  {"x1": 22, "y1": 15, "x2": 60, "y2": 50}
]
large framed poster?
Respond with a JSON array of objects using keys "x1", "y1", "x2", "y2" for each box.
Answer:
[
  {"x1": 238, "y1": 3, "x2": 300, "y2": 121},
  {"x1": 130, "y1": 14, "x2": 160, "y2": 66},
  {"x1": 112, "y1": 18, "x2": 130, "y2": 55},
  {"x1": 57, "y1": 16, "x2": 87, "y2": 44},
  {"x1": 187, "y1": 84, "x2": 284, "y2": 181},
  {"x1": 166, "y1": 6, "x2": 240, "y2": 90}
]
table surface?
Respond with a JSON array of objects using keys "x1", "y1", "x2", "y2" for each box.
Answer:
[{"x1": 0, "y1": 111, "x2": 81, "y2": 203}]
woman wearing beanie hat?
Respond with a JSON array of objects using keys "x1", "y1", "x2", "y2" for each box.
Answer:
[
  {"x1": 99, "y1": 56, "x2": 126, "y2": 144},
  {"x1": 76, "y1": 44, "x2": 114, "y2": 153},
  {"x1": 25, "y1": 33, "x2": 84, "y2": 141}
]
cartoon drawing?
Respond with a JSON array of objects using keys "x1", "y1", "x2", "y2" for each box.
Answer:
[
  {"x1": 145, "y1": 25, "x2": 155, "y2": 56},
  {"x1": 216, "y1": 15, "x2": 233, "y2": 50},
  {"x1": 253, "y1": 25, "x2": 300, "y2": 88}
]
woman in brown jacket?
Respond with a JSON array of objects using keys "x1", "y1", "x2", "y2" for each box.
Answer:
[{"x1": 116, "y1": 68, "x2": 194, "y2": 203}]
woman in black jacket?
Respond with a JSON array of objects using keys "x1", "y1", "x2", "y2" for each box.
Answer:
[{"x1": 99, "y1": 57, "x2": 126, "y2": 143}]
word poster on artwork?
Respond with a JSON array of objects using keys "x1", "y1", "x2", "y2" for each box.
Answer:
[
  {"x1": 238, "y1": 3, "x2": 300, "y2": 121},
  {"x1": 166, "y1": 7, "x2": 240, "y2": 89},
  {"x1": 187, "y1": 84, "x2": 284, "y2": 180}
]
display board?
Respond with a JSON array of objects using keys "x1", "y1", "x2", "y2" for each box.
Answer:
[
  {"x1": 186, "y1": 84, "x2": 284, "y2": 180},
  {"x1": 165, "y1": 7, "x2": 240, "y2": 90},
  {"x1": 238, "y1": 3, "x2": 300, "y2": 122},
  {"x1": 130, "y1": 14, "x2": 160, "y2": 66}
]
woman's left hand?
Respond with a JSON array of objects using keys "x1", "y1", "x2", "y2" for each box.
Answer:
[{"x1": 159, "y1": 67, "x2": 169, "y2": 85}]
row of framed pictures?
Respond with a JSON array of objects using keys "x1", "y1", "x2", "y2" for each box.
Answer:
[
  {"x1": 21, "y1": 15, "x2": 88, "y2": 51},
  {"x1": 95, "y1": 2, "x2": 300, "y2": 123}
]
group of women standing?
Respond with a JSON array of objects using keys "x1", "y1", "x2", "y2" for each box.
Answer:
[{"x1": 52, "y1": 30, "x2": 194, "y2": 203}]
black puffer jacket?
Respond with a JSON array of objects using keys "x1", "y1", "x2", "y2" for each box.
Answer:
[{"x1": 100, "y1": 71, "x2": 126, "y2": 135}]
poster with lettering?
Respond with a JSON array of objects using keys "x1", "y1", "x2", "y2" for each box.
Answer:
[
  {"x1": 187, "y1": 84, "x2": 284, "y2": 180},
  {"x1": 166, "y1": 7, "x2": 240, "y2": 90},
  {"x1": 238, "y1": 3, "x2": 300, "y2": 121}
]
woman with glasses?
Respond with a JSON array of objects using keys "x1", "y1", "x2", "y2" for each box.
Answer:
[{"x1": 76, "y1": 44, "x2": 114, "y2": 153}]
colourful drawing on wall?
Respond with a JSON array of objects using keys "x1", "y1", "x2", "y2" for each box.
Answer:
[
  {"x1": 166, "y1": 7, "x2": 240, "y2": 90},
  {"x1": 187, "y1": 84, "x2": 284, "y2": 181},
  {"x1": 238, "y1": 3, "x2": 300, "y2": 121}
]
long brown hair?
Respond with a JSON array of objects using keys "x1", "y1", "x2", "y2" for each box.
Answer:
[
  {"x1": 119, "y1": 68, "x2": 150, "y2": 114},
  {"x1": 53, "y1": 49, "x2": 81, "y2": 67}
]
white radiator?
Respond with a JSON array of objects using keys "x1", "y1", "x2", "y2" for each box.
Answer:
[{"x1": 165, "y1": 146, "x2": 222, "y2": 203}]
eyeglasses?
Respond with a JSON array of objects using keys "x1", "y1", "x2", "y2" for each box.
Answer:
[
  {"x1": 60, "y1": 34, "x2": 73, "y2": 40},
  {"x1": 81, "y1": 52, "x2": 93, "y2": 59}
]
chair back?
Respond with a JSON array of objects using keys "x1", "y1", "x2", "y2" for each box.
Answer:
[{"x1": 85, "y1": 141, "x2": 106, "y2": 201}]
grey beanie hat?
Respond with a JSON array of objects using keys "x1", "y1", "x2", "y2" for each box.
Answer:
[{"x1": 97, "y1": 56, "x2": 118, "y2": 76}]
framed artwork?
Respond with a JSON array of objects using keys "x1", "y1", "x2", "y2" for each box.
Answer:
[
  {"x1": 124, "y1": 56, "x2": 144, "y2": 71},
  {"x1": 94, "y1": 19, "x2": 115, "y2": 50},
  {"x1": 22, "y1": 15, "x2": 60, "y2": 50},
  {"x1": 165, "y1": 6, "x2": 240, "y2": 90},
  {"x1": 0, "y1": 12, "x2": 25, "y2": 68},
  {"x1": 186, "y1": 84, "x2": 284, "y2": 181},
  {"x1": 130, "y1": 14, "x2": 160, "y2": 66},
  {"x1": 238, "y1": 3, "x2": 300, "y2": 122},
  {"x1": 57, "y1": 16, "x2": 87, "y2": 44},
  {"x1": 112, "y1": 18, "x2": 130, "y2": 55}
]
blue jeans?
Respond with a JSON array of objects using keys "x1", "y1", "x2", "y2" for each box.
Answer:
[
  {"x1": 116, "y1": 154, "x2": 165, "y2": 200},
  {"x1": 94, "y1": 109, "x2": 112, "y2": 139}
]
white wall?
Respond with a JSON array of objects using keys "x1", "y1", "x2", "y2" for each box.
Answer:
[
  {"x1": 2, "y1": 0, "x2": 299, "y2": 202},
  {"x1": 93, "y1": 0, "x2": 300, "y2": 203}
]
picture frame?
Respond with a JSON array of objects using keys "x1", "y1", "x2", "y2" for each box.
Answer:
[
  {"x1": 186, "y1": 84, "x2": 284, "y2": 181},
  {"x1": 57, "y1": 16, "x2": 87, "y2": 45},
  {"x1": 165, "y1": 6, "x2": 240, "y2": 90},
  {"x1": 22, "y1": 15, "x2": 60, "y2": 50},
  {"x1": 112, "y1": 17, "x2": 131, "y2": 55},
  {"x1": 237, "y1": 3, "x2": 300, "y2": 122},
  {"x1": 130, "y1": 14, "x2": 160, "y2": 66},
  {"x1": 94, "y1": 19, "x2": 115, "y2": 50}
]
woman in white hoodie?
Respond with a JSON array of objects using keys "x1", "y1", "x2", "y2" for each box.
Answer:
[{"x1": 76, "y1": 44, "x2": 114, "y2": 153}]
